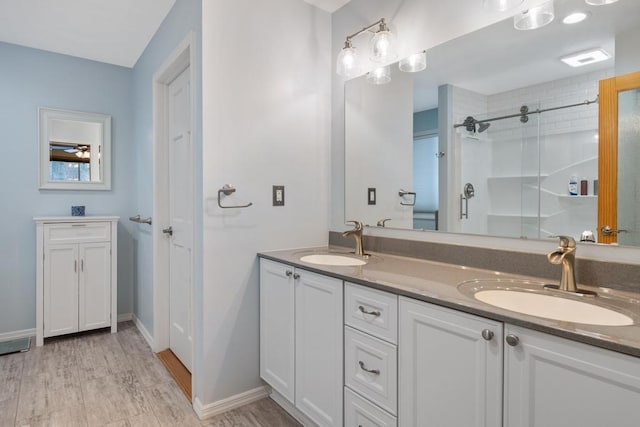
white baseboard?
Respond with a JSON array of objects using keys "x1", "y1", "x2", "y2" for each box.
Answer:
[
  {"x1": 270, "y1": 389, "x2": 317, "y2": 426},
  {"x1": 117, "y1": 313, "x2": 133, "y2": 322},
  {"x1": 194, "y1": 386, "x2": 271, "y2": 420},
  {"x1": 133, "y1": 315, "x2": 155, "y2": 350},
  {"x1": 0, "y1": 328, "x2": 35, "y2": 343}
]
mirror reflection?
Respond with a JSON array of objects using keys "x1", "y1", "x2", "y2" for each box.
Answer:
[
  {"x1": 344, "y1": 0, "x2": 640, "y2": 246},
  {"x1": 39, "y1": 108, "x2": 111, "y2": 190}
]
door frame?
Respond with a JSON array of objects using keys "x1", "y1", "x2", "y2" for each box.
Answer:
[
  {"x1": 152, "y1": 32, "x2": 197, "y2": 374},
  {"x1": 598, "y1": 71, "x2": 640, "y2": 243}
]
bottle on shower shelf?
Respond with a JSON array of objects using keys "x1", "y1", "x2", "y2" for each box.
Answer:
[{"x1": 569, "y1": 175, "x2": 578, "y2": 196}]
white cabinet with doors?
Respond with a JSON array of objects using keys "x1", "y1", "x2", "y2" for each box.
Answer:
[
  {"x1": 399, "y1": 296, "x2": 503, "y2": 427},
  {"x1": 504, "y1": 325, "x2": 640, "y2": 427},
  {"x1": 260, "y1": 258, "x2": 343, "y2": 427},
  {"x1": 35, "y1": 216, "x2": 118, "y2": 346}
]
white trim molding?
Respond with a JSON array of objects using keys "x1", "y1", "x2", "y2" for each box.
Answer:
[
  {"x1": 133, "y1": 315, "x2": 155, "y2": 350},
  {"x1": 194, "y1": 386, "x2": 271, "y2": 420},
  {"x1": 117, "y1": 313, "x2": 133, "y2": 322},
  {"x1": 0, "y1": 328, "x2": 35, "y2": 343}
]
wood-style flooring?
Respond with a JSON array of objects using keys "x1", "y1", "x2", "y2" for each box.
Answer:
[{"x1": 0, "y1": 322, "x2": 300, "y2": 427}]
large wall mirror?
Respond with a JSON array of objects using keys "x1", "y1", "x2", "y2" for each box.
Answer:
[
  {"x1": 345, "y1": 0, "x2": 640, "y2": 247},
  {"x1": 39, "y1": 107, "x2": 111, "y2": 190}
]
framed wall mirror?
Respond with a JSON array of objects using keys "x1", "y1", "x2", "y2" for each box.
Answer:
[
  {"x1": 344, "y1": 0, "x2": 640, "y2": 247},
  {"x1": 38, "y1": 107, "x2": 111, "y2": 190}
]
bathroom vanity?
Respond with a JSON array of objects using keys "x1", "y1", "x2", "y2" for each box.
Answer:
[
  {"x1": 34, "y1": 216, "x2": 119, "y2": 346},
  {"x1": 258, "y1": 248, "x2": 640, "y2": 427}
]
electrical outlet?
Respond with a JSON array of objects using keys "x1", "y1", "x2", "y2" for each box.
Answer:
[
  {"x1": 368, "y1": 187, "x2": 376, "y2": 205},
  {"x1": 273, "y1": 185, "x2": 285, "y2": 206}
]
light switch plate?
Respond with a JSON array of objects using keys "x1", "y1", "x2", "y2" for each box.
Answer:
[
  {"x1": 368, "y1": 187, "x2": 376, "y2": 205},
  {"x1": 273, "y1": 185, "x2": 285, "y2": 206}
]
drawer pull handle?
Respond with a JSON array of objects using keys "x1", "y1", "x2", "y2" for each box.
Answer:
[
  {"x1": 358, "y1": 305, "x2": 381, "y2": 317},
  {"x1": 71, "y1": 224, "x2": 87, "y2": 227},
  {"x1": 358, "y1": 361, "x2": 380, "y2": 375}
]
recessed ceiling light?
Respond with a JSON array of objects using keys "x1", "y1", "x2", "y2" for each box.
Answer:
[
  {"x1": 563, "y1": 11, "x2": 589, "y2": 24},
  {"x1": 560, "y1": 48, "x2": 611, "y2": 67}
]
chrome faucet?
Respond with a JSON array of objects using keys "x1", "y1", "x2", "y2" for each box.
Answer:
[
  {"x1": 547, "y1": 236, "x2": 578, "y2": 293},
  {"x1": 342, "y1": 221, "x2": 365, "y2": 256}
]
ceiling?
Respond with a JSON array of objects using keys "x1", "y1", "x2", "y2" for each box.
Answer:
[
  {"x1": 0, "y1": 0, "x2": 175, "y2": 68},
  {"x1": 410, "y1": 0, "x2": 640, "y2": 111},
  {"x1": 0, "y1": 0, "x2": 351, "y2": 68},
  {"x1": 303, "y1": 0, "x2": 352, "y2": 13}
]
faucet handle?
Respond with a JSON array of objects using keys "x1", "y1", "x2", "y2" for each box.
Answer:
[
  {"x1": 346, "y1": 220, "x2": 363, "y2": 231},
  {"x1": 549, "y1": 235, "x2": 576, "y2": 248}
]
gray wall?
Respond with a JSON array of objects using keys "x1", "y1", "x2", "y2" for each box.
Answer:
[{"x1": 0, "y1": 42, "x2": 135, "y2": 334}]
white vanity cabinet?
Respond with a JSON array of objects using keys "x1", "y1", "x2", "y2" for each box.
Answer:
[
  {"x1": 504, "y1": 325, "x2": 640, "y2": 427},
  {"x1": 259, "y1": 259, "x2": 343, "y2": 427},
  {"x1": 35, "y1": 217, "x2": 118, "y2": 346},
  {"x1": 398, "y1": 296, "x2": 504, "y2": 427}
]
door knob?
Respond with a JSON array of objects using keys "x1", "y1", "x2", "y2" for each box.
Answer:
[
  {"x1": 162, "y1": 226, "x2": 173, "y2": 236},
  {"x1": 601, "y1": 225, "x2": 628, "y2": 236}
]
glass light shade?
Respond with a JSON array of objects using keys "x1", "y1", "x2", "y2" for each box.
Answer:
[
  {"x1": 399, "y1": 51, "x2": 427, "y2": 72},
  {"x1": 483, "y1": 0, "x2": 524, "y2": 12},
  {"x1": 370, "y1": 30, "x2": 397, "y2": 62},
  {"x1": 336, "y1": 46, "x2": 359, "y2": 77},
  {"x1": 514, "y1": 0, "x2": 555, "y2": 30},
  {"x1": 585, "y1": 0, "x2": 618, "y2": 5},
  {"x1": 366, "y1": 65, "x2": 391, "y2": 85}
]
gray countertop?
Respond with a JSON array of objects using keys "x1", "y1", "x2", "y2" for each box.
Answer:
[{"x1": 258, "y1": 246, "x2": 640, "y2": 358}]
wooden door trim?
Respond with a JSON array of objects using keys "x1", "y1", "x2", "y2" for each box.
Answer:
[{"x1": 598, "y1": 71, "x2": 640, "y2": 243}]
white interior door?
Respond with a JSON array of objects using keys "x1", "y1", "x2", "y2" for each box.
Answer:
[{"x1": 167, "y1": 66, "x2": 193, "y2": 371}]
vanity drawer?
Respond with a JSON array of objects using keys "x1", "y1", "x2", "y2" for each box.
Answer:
[
  {"x1": 345, "y1": 326, "x2": 397, "y2": 415},
  {"x1": 345, "y1": 387, "x2": 396, "y2": 427},
  {"x1": 44, "y1": 222, "x2": 111, "y2": 243},
  {"x1": 345, "y1": 282, "x2": 398, "y2": 344}
]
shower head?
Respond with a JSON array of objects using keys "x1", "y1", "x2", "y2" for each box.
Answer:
[{"x1": 477, "y1": 122, "x2": 490, "y2": 133}]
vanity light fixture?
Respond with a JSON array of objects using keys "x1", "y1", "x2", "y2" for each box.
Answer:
[
  {"x1": 483, "y1": 0, "x2": 524, "y2": 12},
  {"x1": 336, "y1": 18, "x2": 397, "y2": 77},
  {"x1": 399, "y1": 51, "x2": 427, "y2": 73},
  {"x1": 366, "y1": 65, "x2": 391, "y2": 85},
  {"x1": 562, "y1": 11, "x2": 589, "y2": 24},
  {"x1": 585, "y1": 0, "x2": 618, "y2": 5},
  {"x1": 514, "y1": 0, "x2": 555, "y2": 30},
  {"x1": 561, "y1": 48, "x2": 611, "y2": 67}
]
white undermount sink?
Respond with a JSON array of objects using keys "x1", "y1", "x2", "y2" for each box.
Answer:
[
  {"x1": 475, "y1": 289, "x2": 633, "y2": 326},
  {"x1": 458, "y1": 279, "x2": 635, "y2": 326},
  {"x1": 299, "y1": 254, "x2": 367, "y2": 266}
]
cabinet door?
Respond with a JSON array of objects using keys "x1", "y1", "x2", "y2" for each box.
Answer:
[
  {"x1": 44, "y1": 244, "x2": 79, "y2": 337},
  {"x1": 399, "y1": 297, "x2": 503, "y2": 427},
  {"x1": 295, "y1": 269, "x2": 343, "y2": 427},
  {"x1": 504, "y1": 325, "x2": 640, "y2": 427},
  {"x1": 78, "y1": 242, "x2": 111, "y2": 331},
  {"x1": 259, "y1": 259, "x2": 295, "y2": 403}
]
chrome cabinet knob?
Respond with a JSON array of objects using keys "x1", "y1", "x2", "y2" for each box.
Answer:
[
  {"x1": 293, "y1": 273, "x2": 300, "y2": 280},
  {"x1": 285, "y1": 270, "x2": 293, "y2": 277},
  {"x1": 506, "y1": 334, "x2": 520, "y2": 347},
  {"x1": 481, "y1": 329, "x2": 494, "y2": 341}
]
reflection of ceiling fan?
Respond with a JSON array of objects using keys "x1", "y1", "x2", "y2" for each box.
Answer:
[{"x1": 64, "y1": 145, "x2": 90, "y2": 158}]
